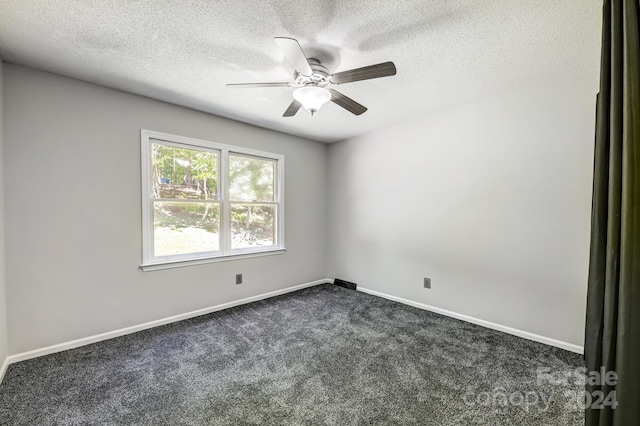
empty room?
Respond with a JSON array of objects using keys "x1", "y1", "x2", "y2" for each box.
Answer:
[{"x1": 0, "y1": 0, "x2": 638, "y2": 425}]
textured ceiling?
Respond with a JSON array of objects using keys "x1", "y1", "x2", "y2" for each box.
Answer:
[{"x1": 0, "y1": 0, "x2": 601, "y2": 143}]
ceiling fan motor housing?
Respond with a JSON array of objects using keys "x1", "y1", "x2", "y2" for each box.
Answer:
[{"x1": 294, "y1": 58, "x2": 330, "y2": 88}]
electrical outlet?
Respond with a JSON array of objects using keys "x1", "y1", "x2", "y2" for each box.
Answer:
[
  {"x1": 236, "y1": 274, "x2": 243, "y2": 285},
  {"x1": 424, "y1": 277, "x2": 431, "y2": 289}
]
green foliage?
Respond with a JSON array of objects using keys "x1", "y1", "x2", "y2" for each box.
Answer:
[
  {"x1": 231, "y1": 204, "x2": 276, "y2": 247},
  {"x1": 151, "y1": 142, "x2": 277, "y2": 253},
  {"x1": 154, "y1": 203, "x2": 220, "y2": 234},
  {"x1": 228, "y1": 156, "x2": 276, "y2": 246},
  {"x1": 229, "y1": 155, "x2": 275, "y2": 202},
  {"x1": 152, "y1": 143, "x2": 218, "y2": 201}
]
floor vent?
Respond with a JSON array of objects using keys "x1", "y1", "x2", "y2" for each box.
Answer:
[{"x1": 334, "y1": 278, "x2": 357, "y2": 290}]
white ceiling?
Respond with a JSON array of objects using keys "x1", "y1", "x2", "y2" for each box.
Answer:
[{"x1": 0, "y1": 0, "x2": 601, "y2": 143}]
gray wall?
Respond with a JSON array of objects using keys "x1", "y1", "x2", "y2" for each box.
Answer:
[
  {"x1": 0, "y1": 60, "x2": 8, "y2": 366},
  {"x1": 2, "y1": 62, "x2": 598, "y2": 355},
  {"x1": 326, "y1": 74, "x2": 598, "y2": 347},
  {"x1": 4, "y1": 64, "x2": 328, "y2": 354}
]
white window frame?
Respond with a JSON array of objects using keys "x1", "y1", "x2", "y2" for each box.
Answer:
[{"x1": 141, "y1": 129, "x2": 285, "y2": 271}]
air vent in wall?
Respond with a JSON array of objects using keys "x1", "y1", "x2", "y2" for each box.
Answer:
[{"x1": 334, "y1": 278, "x2": 357, "y2": 290}]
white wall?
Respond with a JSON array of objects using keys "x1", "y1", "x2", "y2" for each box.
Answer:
[
  {"x1": 3, "y1": 64, "x2": 328, "y2": 354},
  {"x1": 0, "y1": 60, "x2": 8, "y2": 369},
  {"x1": 327, "y1": 74, "x2": 598, "y2": 347}
]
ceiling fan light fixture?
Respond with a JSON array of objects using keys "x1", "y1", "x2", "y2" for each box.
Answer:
[
  {"x1": 228, "y1": 37, "x2": 396, "y2": 117},
  {"x1": 293, "y1": 86, "x2": 331, "y2": 114}
]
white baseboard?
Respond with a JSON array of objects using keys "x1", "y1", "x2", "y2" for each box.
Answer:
[
  {"x1": 0, "y1": 356, "x2": 9, "y2": 384},
  {"x1": 357, "y1": 286, "x2": 584, "y2": 354},
  {"x1": 2, "y1": 279, "x2": 582, "y2": 386},
  {"x1": 5, "y1": 278, "x2": 331, "y2": 367}
]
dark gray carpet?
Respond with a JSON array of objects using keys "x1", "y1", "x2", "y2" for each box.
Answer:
[{"x1": 0, "y1": 284, "x2": 584, "y2": 425}]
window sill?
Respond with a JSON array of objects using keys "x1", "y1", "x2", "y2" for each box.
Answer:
[{"x1": 141, "y1": 248, "x2": 286, "y2": 272}]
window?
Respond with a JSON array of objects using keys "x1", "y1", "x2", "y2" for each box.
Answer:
[{"x1": 141, "y1": 130, "x2": 284, "y2": 270}]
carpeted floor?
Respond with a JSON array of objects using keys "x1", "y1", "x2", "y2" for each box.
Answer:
[{"x1": 0, "y1": 284, "x2": 584, "y2": 425}]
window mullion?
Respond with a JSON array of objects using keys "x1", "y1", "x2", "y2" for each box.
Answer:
[
  {"x1": 221, "y1": 148, "x2": 231, "y2": 255},
  {"x1": 151, "y1": 198, "x2": 220, "y2": 204},
  {"x1": 228, "y1": 201, "x2": 279, "y2": 205},
  {"x1": 276, "y1": 155, "x2": 284, "y2": 249},
  {"x1": 142, "y1": 135, "x2": 153, "y2": 264}
]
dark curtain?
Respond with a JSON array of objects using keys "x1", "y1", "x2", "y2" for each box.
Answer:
[{"x1": 584, "y1": 0, "x2": 640, "y2": 425}]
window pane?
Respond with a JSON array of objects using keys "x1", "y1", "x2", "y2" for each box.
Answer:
[
  {"x1": 154, "y1": 202, "x2": 220, "y2": 256},
  {"x1": 152, "y1": 141, "x2": 218, "y2": 200},
  {"x1": 231, "y1": 204, "x2": 276, "y2": 249},
  {"x1": 229, "y1": 155, "x2": 275, "y2": 202}
]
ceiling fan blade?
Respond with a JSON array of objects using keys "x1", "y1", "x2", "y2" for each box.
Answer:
[
  {"x1": 330, "y1": 61, "x2": 397, "y2": 84},
  {"x1": 283, "y1": 100, "x2": 302, "y2": 117},
  {"x1": 226, "y1": 82, "x2": 292, "y2": 88},
  {"x1": 328, "y1": 89, "x2": 367, "y2": 115},
  {"x1": 274, "y1": 37, "x2": 313, "y2": 77}
]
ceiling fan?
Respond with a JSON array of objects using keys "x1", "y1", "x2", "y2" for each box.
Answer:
[{"x1": 227, "y1": 37, "x2": 397, "y2": 117}]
